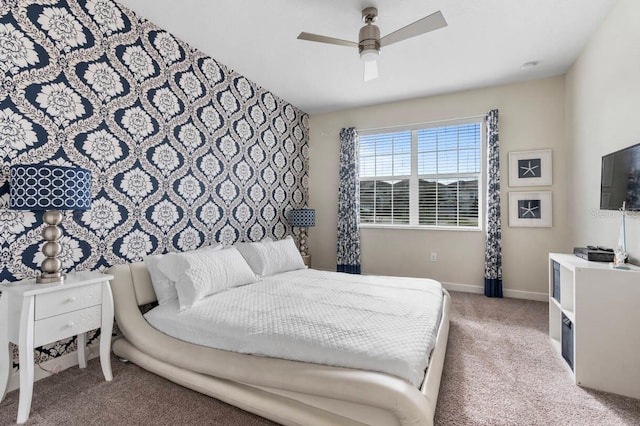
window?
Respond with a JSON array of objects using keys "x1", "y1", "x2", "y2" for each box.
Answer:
[{"x1": 359, "y1": 120, "x2": 482, "y2": 229}]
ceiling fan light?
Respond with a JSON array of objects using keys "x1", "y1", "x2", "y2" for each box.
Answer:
[
  {"x1": 360, "y1": 48, "x2": 379, "y2": 62},
  {"x1": 364, "y1": 60, "x2": 379, "y2": 81}
]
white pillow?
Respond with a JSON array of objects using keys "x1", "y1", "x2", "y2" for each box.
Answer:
[
  {"x1": 144, "y1": 254, "x2": 176, "y2": 305},
  {"x1": 234, "y1": 242, "x2": 266, "y2": 275},
  {"x1": 236, "y1": 236, "x2": 306, "y2": 277},
  {"x1": 143, "y1": 244, "x2": 221, "y2": 305},
  {"x1": 158, "y1": 247, "x2": 258, "y2": 311}
]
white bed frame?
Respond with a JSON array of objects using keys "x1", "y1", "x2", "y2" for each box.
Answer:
[{"x1": 108, "y1": 262, "x2": 451, "y2": 426}]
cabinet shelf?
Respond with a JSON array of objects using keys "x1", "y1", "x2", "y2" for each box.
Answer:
[
  {"x1": 561, "y1": 308, "x2": 575, "y2": 324},
  {"x1": 548, "y1": 253, "x2": 640, "y2": 399}
]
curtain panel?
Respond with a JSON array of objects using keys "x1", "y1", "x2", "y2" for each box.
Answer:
[
  {"x1": 484, "y1": 109, "x2": 503, "y2": 297},
  {"x1": 336, "y1": 127, "x2": 361, "y2": 274}
]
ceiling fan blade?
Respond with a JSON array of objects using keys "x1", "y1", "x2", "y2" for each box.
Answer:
[
  {"x1": 380, "y1": 11, "x2": 447, "y2": 47},
  {"x1": 297, "y1": 32, "x2": 358, "y2": 48},
  {"x1": 364, "y1": 60, "x2": 379, "y2": 82}
]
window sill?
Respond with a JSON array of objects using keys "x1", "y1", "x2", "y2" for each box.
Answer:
[{"x1": 359, "y1": 224, "x2": 482, "y2": 232}]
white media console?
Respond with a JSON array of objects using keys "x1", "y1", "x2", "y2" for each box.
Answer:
[{"x1": 548, "y1": 253, "x2": 640, "y2": 399}]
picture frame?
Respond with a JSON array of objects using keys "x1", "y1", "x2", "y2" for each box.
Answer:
[
  {"x1": 509, "y1": 191, "x2": 553, "y2": 227},
  {"x1": 508, "y1": 149, "x2": 552, "y2": 186}
]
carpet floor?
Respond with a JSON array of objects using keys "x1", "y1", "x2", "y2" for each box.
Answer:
[{"x1": 1, "y1": 291, "x2": 639, "y2": 425}]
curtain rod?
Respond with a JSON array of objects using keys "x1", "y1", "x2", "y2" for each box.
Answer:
[{"x1": 356, "y1": 113, "x2": 487, "y2": 133}]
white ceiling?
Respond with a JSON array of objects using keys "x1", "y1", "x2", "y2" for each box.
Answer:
[{"x1": 116, "y1": 0, "x2": 617, "y2": 114}]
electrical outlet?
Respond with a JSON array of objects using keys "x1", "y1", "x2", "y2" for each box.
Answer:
[{"x1": 430, "y1": 252, "x2": 437, "y2": 262}]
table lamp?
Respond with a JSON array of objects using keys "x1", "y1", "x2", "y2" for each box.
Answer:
[
  {"x1": 288, "y1": 208, "x2": 315, "y2": 256},
  {"x1": 9, "y1": 164, "x2": 92, "y2": 283}
]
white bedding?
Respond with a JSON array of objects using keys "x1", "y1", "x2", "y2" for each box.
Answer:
[{"x1": 143, "y1": 268, "x2": 443, "y2": 387}]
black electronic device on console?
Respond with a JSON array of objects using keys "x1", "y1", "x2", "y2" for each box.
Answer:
[{"x1": 573, "y1": 246, "x2": 615, "y2": 262}]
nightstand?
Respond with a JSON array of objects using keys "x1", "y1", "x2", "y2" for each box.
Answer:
[{"x1": 0, "y1": 271, "x2": 114, "y2": 424}]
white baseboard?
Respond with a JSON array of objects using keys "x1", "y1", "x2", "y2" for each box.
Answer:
[
  {"x1": 442, "y1": 282, "x2": 484, "y2": 295},
  {"x1": 7, "y1": 343, "x2": 100, "y2": 393},
  {"x1": 503, "y1": 288, "x2": 548, "y2": 302},
  {"x1": 442, "y1": 282, "x2": 548, "y2": 302}
]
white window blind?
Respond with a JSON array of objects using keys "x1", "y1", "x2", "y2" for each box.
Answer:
[{"x1": 359, "y1": 121, "x2": 482, "y2": 229}]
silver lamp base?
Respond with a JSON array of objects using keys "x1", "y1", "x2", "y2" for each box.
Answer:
[
  {"x1": 295, "y1": 226, "x2": 308, "y2": 256},
  {"x1": 36, "y1": 210, "x2": 65, "y2": 284},
  {"x1": 37, "y1": 272, "x2": 65, "y2": 284}
]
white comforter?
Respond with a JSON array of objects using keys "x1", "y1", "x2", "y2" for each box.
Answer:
[{"x1": 144, "y1": 268, "x2": 443, "y2": 387}]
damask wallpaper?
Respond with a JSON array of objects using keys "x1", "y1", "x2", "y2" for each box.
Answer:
[{"x1": 0, "y1": 0, "x2": 309, "y2": 369}]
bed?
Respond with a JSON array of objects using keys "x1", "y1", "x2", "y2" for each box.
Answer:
[{"x1": 108, "y1": 258, "x2": 450, "y2": 426}]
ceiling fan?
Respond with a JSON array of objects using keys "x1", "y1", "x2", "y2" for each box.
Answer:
[{"x1": 297, "y1": 7, "x2": 447, "y2": 82}]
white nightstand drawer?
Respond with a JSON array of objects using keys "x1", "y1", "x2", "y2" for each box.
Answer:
[
  {"x1": 35, "y1": 283, "x2": 102, "y2": 320},
  {"x1": 33, "y1": 305, "x2": 101, "y2": 347}
]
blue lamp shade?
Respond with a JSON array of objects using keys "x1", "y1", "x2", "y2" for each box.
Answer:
[
  {"x1": 289, "y1": 208, "x2": 316, "y2": 227},
  {"x1": 9, "y1": 164, "x2": 92, "y2": 211}
]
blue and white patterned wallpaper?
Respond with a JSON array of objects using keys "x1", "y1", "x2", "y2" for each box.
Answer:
[
  {"x1": 0, "y1": 0, "x2": 308, "y2": 367},
  {"x1": 0, "y1": 0, "x2": 309, "y2": 281}
]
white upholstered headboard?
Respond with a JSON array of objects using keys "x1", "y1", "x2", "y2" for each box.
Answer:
[{"x1": 108, "y1": 262, "x2": 157, "y2": 306}]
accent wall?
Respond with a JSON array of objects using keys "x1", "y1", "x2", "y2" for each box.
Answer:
[{"x1": 0, "y1": 0, "x2": 308, "y2": 369}]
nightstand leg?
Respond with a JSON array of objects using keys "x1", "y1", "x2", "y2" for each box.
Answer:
[
  {"x1": 0, "y1": 296, "x2": 9, "y2": 402},
  {"x1": 17, "y1": 297, "x2": 35, "y2": 424},
  {"x1": 0, "y1": 342, "x2": 8, "y2": 403},
  {"x1": 77, "y1": 333, "x2": 87, "y2": 369},
  {"x1": 100, "y1": 282, "x2": 114, "y2": 381}
]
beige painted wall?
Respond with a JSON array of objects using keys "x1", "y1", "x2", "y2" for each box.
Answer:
[
  {"x1": 565, "y1": 0, "x2": 640, "y2": 264},
  {"x1": 309, "y1": 77, "x2": 566, "y2": 296}
]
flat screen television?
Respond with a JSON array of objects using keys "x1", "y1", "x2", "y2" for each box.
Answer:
[{"x1": 600, "y1": 143, "x2": 640, "y2": 211}]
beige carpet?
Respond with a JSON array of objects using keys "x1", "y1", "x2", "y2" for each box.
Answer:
[
  {"x1": 1, "y1": 291, "x2": 639, "y2": 425},
  {"x1": 435, "y1": 292, "x2": 640, "y2": 425}
]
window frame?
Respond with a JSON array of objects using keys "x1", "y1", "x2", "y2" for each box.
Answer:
[{"x1": 358, "y1": 117, "x2": 485, "y2": 232}]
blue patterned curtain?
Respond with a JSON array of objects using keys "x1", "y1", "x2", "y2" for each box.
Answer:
[
  {"x1": 484, "y1": 110, "x2": 503, "y2": 297},
  {"x1": 337, "y1": 127, "x2": 361, "y2": 274}
]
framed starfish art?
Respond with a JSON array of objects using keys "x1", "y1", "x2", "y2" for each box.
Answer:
[
  {"x1": 509, "y1": 191, "x2": 553, "y2": 227},
  {"x1": 508, "y1": 149, "x2": 552, "y2": 186}
]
